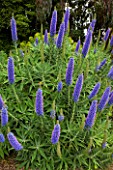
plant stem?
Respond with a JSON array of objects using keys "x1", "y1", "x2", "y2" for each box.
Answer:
[
  {"x1": 40, "y1": 23, "x2": 44, "y2": 63},
  {"x1": 11, "y1": 84, "x2": 21, "y2": 104},
  {"x1": 68, "y1": 86, "x2": 70, "y2": 109},
  {"x1": 70, "y1": 102, "x2": 76, "y2": 123}
]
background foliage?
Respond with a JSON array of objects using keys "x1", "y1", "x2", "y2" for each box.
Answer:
[{"x1": 1, "y1": 0, "x2": 113, "y2": 52}]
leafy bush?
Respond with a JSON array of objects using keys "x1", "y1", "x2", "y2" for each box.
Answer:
[{"x1": 1, "y1": 9, "x2": 113, "y2": 170}]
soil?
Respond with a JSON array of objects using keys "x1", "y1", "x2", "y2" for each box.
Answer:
[
  {"x1": 0, "y1": 157, "x2": 113, "y2": 170},
  {"x1": 0, "y1": 157, "x2": 23, "y2": 170}
]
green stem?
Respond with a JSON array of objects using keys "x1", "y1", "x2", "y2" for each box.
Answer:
[
  {"x1": 68, "y1": 86, "x2": 70, "y2": 108},
  {"x1": 11, "y1": 84, "x2": 21, "y2": 104},
  {"x1": 8, "y1": 111, "x2": 18, "y2": 121},
  {"x1": 70, "y1": 102, "x2": 76, "y2": 123},
  {"x1": 40, "y1": 23, "x2": 44, "y2": 63},
  {"x1": 26, "y1": 65, "x2": 35, "y2": 87},
  {"x1": 75, "y1": 57, "x2": 84, "y2": 78}
]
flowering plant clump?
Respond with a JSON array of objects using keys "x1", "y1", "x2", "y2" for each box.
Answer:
[{"x1": 1, "y1": 7, "x2": 113, "y2": 170}]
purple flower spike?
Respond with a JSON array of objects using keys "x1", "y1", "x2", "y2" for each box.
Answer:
[
  {"x1": 51, "y1": 123, "x2": 60, "y2": 144},
  {"x1": 110, "y1": 35, "x2": 113, "y2": 47},
  {"x1": 7, "y1": 57, "x2": 15, "y2": 84},
  {"x1": 82, "y1": 30, "x2": 92, "y2": 58},
  {"x1": 64, "y1": 7, "x2": 70, "y2": 32},
  {"x1": 109, "y1": 91, "x2": 113, "y2": 98},
  {"x1": 94, "y1": 49, "x2": 97, "y2": 54},
  {"x1": 58, "y1": 115, "x2": 64, "y2": 121},
  {"x1": 73, "y1": 73, "x2": 83, "y2": 102},
  {"x1": 1, "y1": 107, "x2": 8, "y2": 127},
  {"x1": 56, "y1": 22, "x2": 65, "y2": 48},
  {"x1": 88, "y1": 82, "x2": 101, "y2": 99},
  {"x1": 0, "y1": 133, "x2": 5, "y2": 143},
  {"x1": 88, "y1": 19, "x2": 96, "y2": 32},
  {"x1": 98, "y1": 87, "x2": 111, "y2": 111},
  {"x1": 35, "y1": 89, "x2": 44, "y2": 116},
  {"x1": 10, "y1": 16, "x2": 18, "y2": 42},
  {"x1": 50, "y1": 10, "x2": 57, "y2": 37},
  {"x1": 75, "y1": 39, "x2": 80, "y2": 54},
  {"x1": 0, "y1": 95, "x2": 4, "y2": 110},
  {"x1": 57, "y1": 81, "x2": 63, "y2": 92},
  {"x1": 108, "y1": 94, "x2": 113, "y2": 106},
  {"x1": 50, "y1": 110, "x2": 56, "y2": 119},
  {"x1": 85, "y1": 100, "x2": 97, "y2": 129},
  {"x1": 102, "y1": 142, "x2": 107, "y2": 149},
  {"x1": 19, "y1": 49, "x2": 24, "y2": 57},
  {"x1": 35, "y1": 38, "x2": 38, "y2": 46},
  {"x1": 96, "y1": 59, "x2": 107, "y2": 71},
  {"x1": 44, "y1": 29, "x2": 48, "y2": 44},
  {"x1": 108, "y1": 66, "x2": 113, "y2": 80},
  {"x1": 65, "y1": 58, "x2": 74, "y2": 86},
  {"x1": 104, "y1": 28, "x2": 110, "y2": 41},
  {"x1": 7, "y1": 132, "x2": 23, "y2": 151}
]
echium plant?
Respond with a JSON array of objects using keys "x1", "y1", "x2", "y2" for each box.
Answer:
[
  {"x1": 82, "y1": 30, "x2": 92, "y2": 57},
  {"x1": 7, "y1": 57, "x2": 15, "y2": 84},
  {"x1": 98, "y1": 87, "x2": 111, "y2": 111},
  {"x1": 65, "y1": 57, "x2": 74, "y2": 86},
  {"x1": 88, "y1": 82, "x2": 101, "y2": 99},
  {"x1": 50, "y1": 9, "x2": 57, "y2": 37},
  {"x1": 84, "y1": 100, "x2": 97, "y2": 129},
  {"x1": 104, "y1": 28, "x2": 110, "y2": 41},
  {"x1": 2, "y1": 6, "x2": 113, "y2": 170},
  {"x1": 75, "y1": 39, "x2": 81, "y2": 54},
  {"x1": 10, "y1": 16, "x2": 18, "y2": 42},
  {"x1": 35, "y1": 89, "x2": 44, "y2": 116},
  {"x1": 73, "y1": 73, "x2": 83, "y2": 102},
  {"x1": 7, "y1": 132, "x2": 23, "y2": 151},
  {"x1": 56, "y1": 22, "x2": 65, "y2": 48},
  {"x1": 64, "y1": 7, "x2": 70, "y2": 32},
  {"x1": 1, "y1": 107, "x2": 8, "y2": 127}
]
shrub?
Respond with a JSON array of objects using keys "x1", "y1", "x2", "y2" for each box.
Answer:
[{"x1": 1, "y1": 10, "x2": 113, "y2": 170}]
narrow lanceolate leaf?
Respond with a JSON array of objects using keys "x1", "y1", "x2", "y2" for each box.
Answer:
[
  {"x1": 50, "y1": 10, "x2": 57, "y2": 37},
  {"x1": 84, "y1": 100, "x2": 97, "y2": 129},
  {"x1": 7, "y1": 57, "x2": 15, "y2": 84},
  {"x1": 88, "y1": 82, "x2": 101, "y2": 99},
  {"x1": 10, "y1": 16, "x2": 18, "y2": 42},
  {"x1": 7, "y1": 132, "x2": 23, "y2": 151},
  {"x1": 51, "y1": 123, "x2": 60, "y2": 144},
  {"x1": 35, "y1": 89, "x2": 44, "y2": 116},
  {"x1": 65, "y1": 57, "x2": 74, "y2": 86},
  {"x1": 1, "y1": 107, "x2": 8, "y2": 127},
  {"x1": 98, "y1": 87, "x2": 111, "y2": 111},
  {"x1": 82, "y1": 30, "x2": 92, "y2": 58},
  {"x1": 73, "y1": 73, "x2": 83, "y2": 102}
]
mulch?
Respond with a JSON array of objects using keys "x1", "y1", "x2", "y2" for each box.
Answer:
[
  {"x1": 0, "y1": 156, "x2": 24, "y2": 170},
  {"x1": 0, "y1": 156, "x2": 113, "y2": 170}
]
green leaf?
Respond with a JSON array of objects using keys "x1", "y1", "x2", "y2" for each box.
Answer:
[{"x1": 31, "y1": 150, "x2": 37, "y2": 163}]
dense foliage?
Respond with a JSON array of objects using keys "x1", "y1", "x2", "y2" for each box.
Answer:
[{"x1": 1, "y1": 6, "x2": 113, "y2": 170}]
